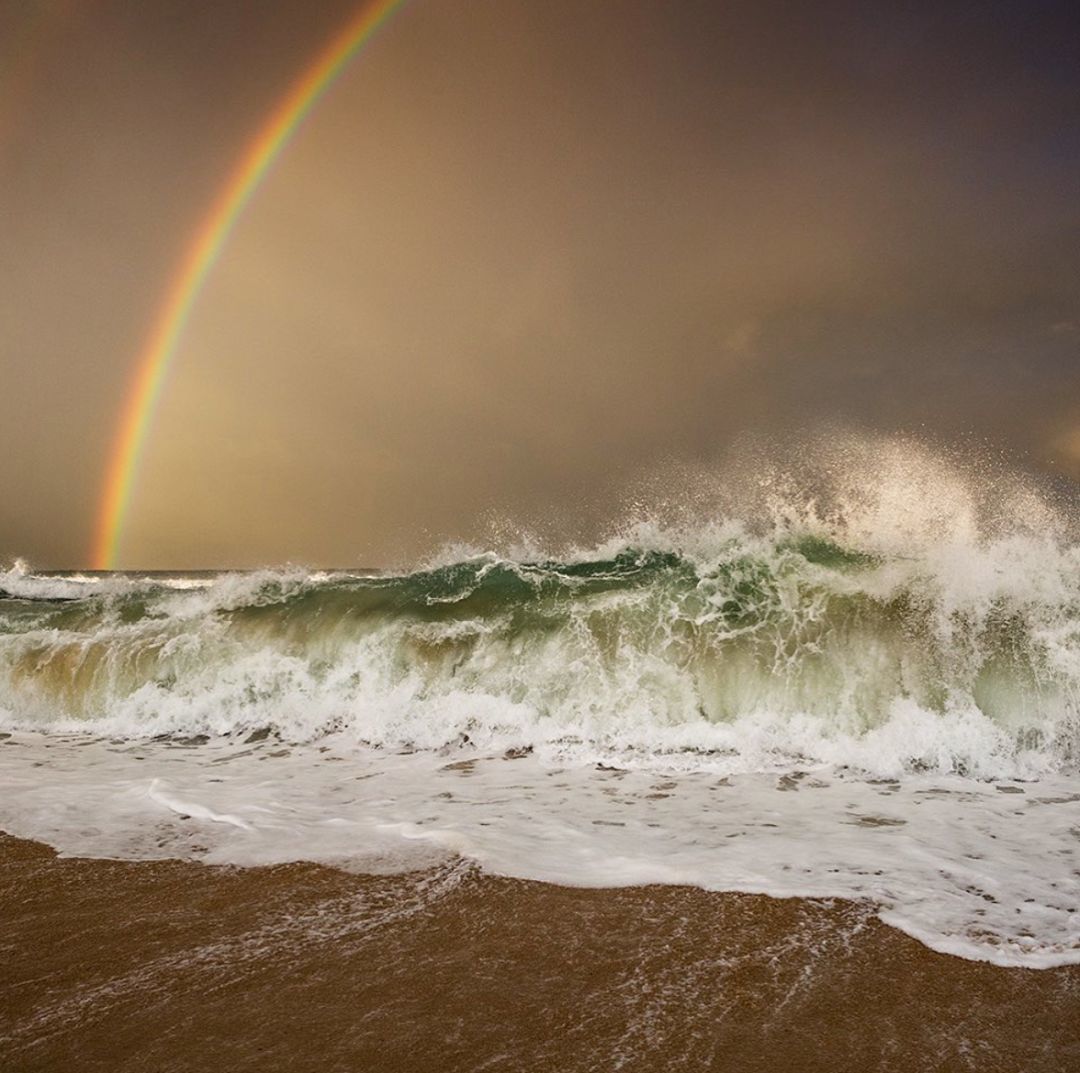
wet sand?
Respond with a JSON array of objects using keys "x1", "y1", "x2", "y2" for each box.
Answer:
[{"x1": 2, "y1": 832, "x2": 1079, "y2": 1073}]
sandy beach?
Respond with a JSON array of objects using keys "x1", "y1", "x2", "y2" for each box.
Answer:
[{"x1": 4, "y1": 832, "x2": 1079, "y2": 1073}]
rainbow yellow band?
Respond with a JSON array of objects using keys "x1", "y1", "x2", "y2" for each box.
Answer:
[{"x1": 92, "y1": 0, "x2": 409, "y2": 569}]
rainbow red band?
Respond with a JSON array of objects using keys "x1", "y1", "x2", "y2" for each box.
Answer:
[{"x1": 92, "y1": 0, "x2": 409, "y2": 569}]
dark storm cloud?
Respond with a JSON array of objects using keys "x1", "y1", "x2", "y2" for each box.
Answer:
[{"x1": 2, "y1": 0, "x2": 1078, "y2": 566}]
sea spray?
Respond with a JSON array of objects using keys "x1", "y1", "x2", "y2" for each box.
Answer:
[
  {"x1": 1, "y1": 520, "x2": 1077, "y2": 777},
  {"x1": 2, "y1": 443, "x2": 1079, "y2": 966}
]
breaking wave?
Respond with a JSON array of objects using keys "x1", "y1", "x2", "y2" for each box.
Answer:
[
  {"x1": 3, "y1": 444, "x2": 1078, "y2": 780},
  {"x1": 3, "y1": 442, "x2": 1080, "y2": 967}
]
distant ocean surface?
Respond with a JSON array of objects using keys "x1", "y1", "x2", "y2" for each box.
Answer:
[{"x1": 3, "y1": 469, "x2": 1079, "y2": 970}]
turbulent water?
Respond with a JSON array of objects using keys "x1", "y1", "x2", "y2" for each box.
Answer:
[
  {"x1": 2, "y1": 449, "x2": 1079, "y2": 967},
  {"x1": 2, "y1": 531, "x2": 1078, "y2": 771}
]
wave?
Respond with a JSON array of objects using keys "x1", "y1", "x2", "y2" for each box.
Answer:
[
  {"x1": 4, "y1": 442, "x2": 1080, "y2": 967},
  {"x1": 3, "y1": 517, "x2": 1078, "y2": 779}
]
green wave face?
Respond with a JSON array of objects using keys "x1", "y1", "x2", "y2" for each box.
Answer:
[{"x1": 1, "y1": 531, "x2": 1078, "y2": 770}]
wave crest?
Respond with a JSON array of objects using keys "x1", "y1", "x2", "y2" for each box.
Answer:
[{"x1": 3, "y1": 511, "x2": 1078, "y2": 778}]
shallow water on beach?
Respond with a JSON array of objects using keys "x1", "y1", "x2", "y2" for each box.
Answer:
[{"x1": 2, "y1": 731, "x2": 1078, "y2": 968}]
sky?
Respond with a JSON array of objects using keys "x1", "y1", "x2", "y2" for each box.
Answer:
[{"x1": 1, "y1": 0, "x2": 1078, "y2": 568}]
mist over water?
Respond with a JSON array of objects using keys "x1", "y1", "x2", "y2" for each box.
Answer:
[{"x1": 2, "y1": 437, "x2": 1079, "y2": 967}]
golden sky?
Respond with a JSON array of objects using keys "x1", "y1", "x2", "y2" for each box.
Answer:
[{"x1": 2, "y1": 0, "x2": 1078, "y2": 567}]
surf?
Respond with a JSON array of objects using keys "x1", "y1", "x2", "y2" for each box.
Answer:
[
  {"x1": 2, "y1": 509, "x2": 1077, "y2": 780},
  {"x1": 3, "y1": 444, "x2": 1079, "y2": 968}
]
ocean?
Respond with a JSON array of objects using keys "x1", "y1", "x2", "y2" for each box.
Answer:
[{"x1": 3, "y1": 484, "x2": 1080, "y2": 1067}]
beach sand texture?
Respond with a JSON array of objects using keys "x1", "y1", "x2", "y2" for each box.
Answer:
[{"x1": 4, "y1": 833, "x2": 1079, "y2": 1073}]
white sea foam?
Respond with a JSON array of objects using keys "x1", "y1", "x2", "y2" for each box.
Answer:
[
  {"x1": 0, "y1": 731, "x2": 1076, "y2": 968},
  {"x1": 0, "y1": 561, "x2": 218, "y2": 600}
]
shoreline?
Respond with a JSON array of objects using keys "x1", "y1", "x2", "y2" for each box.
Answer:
[{"x1": 4, "y1": 832, "x2": 1079, "y2": 1072}]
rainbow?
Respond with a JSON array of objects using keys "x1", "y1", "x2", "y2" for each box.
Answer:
[{"x1": 92, "y1": 0, "x2": 409, "y2": 569}]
